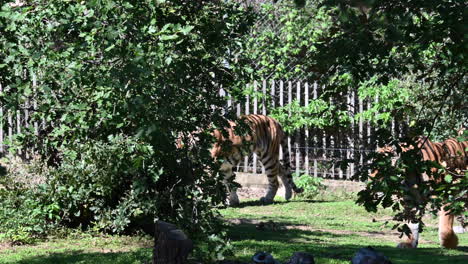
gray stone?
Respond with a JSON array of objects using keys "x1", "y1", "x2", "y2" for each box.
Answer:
[
  {"x1": 284, "y1": 252, "x2": 315, "y2": 264},
  {"x1": 351, "y1": 247, "x2": 392, "y2": 264}
]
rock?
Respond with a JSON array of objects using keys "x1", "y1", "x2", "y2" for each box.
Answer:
[
  {"x1": 252, "y1": 252, "x2": 280, "y2": 264},
  {"x1": 351, "y1": 247, "x2": 392, "y2": 264},
  {"x1": 284, "y1": 252, "x2": 315, "y2": 264}
]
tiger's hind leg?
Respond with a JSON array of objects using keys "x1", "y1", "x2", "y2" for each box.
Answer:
[
  {"x1": 279, "y1": 161, "x2": 304, "y2": 201},
  {"x1": 259, "y1": 155, "x2": 280, "y2": 204},
  {"x1": 439, "y1": 206, "x2": 458, "y2": 249},
  {"x1": 220, "y1": 162, "x2": 239, "y2": 206},
  {"x1": 278, "y1": 164, "x2": 293, "y2": 200}
]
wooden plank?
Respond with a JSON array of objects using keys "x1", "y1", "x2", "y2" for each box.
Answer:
[
  {"x1": 8, "y1": 108, "x2": 12, "y2": 150},
  {"x1": 33, "y1": 72, "x2": 38, "y2": 136},
  {"x1": 304, "y1": 82, "x2": 309, "y2": 175},
  {"x1": 17, "y1": 109, "x2": 21, "y2": 155},
  {"x1": 288, "y1": 81, "x2": 292, "y2": 175},
  {"x1": 262, "y1": 79, "x2": 267, "y2": 115},
  {"x1": 359, "y1": 97, "x2": 364, "y2": 169},
  {"x1": 279, "y1": 80, "x2": 284, "y2": 161},
  {"x1": 244, "y1": 85, "x2": 250, "y2": 173},
  {"x1": 0, "y1": 82, "x2": 3, "y2": 153},
  {"x1": 295, "y1": 81, "x2": 300, "y2": 176},
  {"x1": 313, "y1": 82, "x2": 318, "y2": 178},
  {"x1": 25, "y1": 98, "x2": 29, "y2": 159},
  {"x1": 322, "y1": 85, "x2": 327, "y2": 178},
  {"x1": 270, "y1": 79, "x2": 275, "y2": 109},
  {"x1": 252, "y1": 82, "x2": 257, "y2": 173},
  {"x1": 349, "y1": 90, "x2": 356, "y2": 179}
]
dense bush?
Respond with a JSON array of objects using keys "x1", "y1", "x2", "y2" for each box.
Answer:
[{"x1": 0, "y1": 0, "x2": 254, "y2": 259}]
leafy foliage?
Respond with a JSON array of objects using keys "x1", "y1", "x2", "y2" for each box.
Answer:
[
  {"x1": 294, "y1": 173, "x2": 326, "y2": 199},
  {"x1": 0, "y1": 0, "x2": 254, "y2": 258},
  {"x1": 271, "y1": 0, "x2": 468, "y2": 229}
]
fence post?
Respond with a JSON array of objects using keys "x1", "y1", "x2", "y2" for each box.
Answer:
[{"x1": 295, "y1": 81, "x2": 300, "y2": 176}]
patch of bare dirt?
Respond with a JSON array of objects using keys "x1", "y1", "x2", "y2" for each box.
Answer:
[
  {"x1": 0, "y1": 242, "x2": 13, "y2": 251},
  {"x1": 236, "y1": 187, "x2": 265, "y2": 199}
]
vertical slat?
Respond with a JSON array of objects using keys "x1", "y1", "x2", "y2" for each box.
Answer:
[
  {"x1": 329, "y1": 93, "x2": 335, "y2": 179},
  {"x1": 349, "y1": 90, "x2": 355, "y2": 179},
  {"x1": 33, "y1": 72, "x2": 38, "y2": 136},
  {"x1": 322, "y1": 84, "x2": 327, "y2": 178},
  {"x1": 295, "y1": 81, "x2": 300, "y2": 176},
  {"x1": 304, "y1": 82, "x2": 309, "y2": 175},
  {"x1": 367, "y1": 100, "x2": 371, "y2": 147},
  {"x1": 288, "y1": 81, "x2": 292, "y2": 174},
  {"x1": 244, "y1": 85, "x2": 250, "y2": 173},
  {"x1": 359, "y1": 97, "x2": 364, "y2": 174},
  {"x1": 8, "y1": 107, "x2": 12, "y2": 148},
  {"x1": 262, "y1": 79, "x2": 267, "y2": 115},
  {"x1": 16, "y1": 109, "x2": 21, "y2": 155},
  {"x1": 24, "y1": 98, "x2": 29, "y2": 159},
  {"x1": 0, "y1": 82, "x2": 3, "y2": 153},
  {"x1": 279, "y1": 80, "x2": 284, "y2": 161},
  {"x1": 270, "y1": 79, "x2": 275, "y2": 109},
  {"x1": 313, "y1": 82, "x2": 318, "y2": 178},
  {"x1": 252, "y1": 82, "x2": 258, "y2": 173}
]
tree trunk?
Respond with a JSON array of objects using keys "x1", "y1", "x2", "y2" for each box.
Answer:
[{"x1": 153, "y1": 221, "x2": 193, "y2": 264}]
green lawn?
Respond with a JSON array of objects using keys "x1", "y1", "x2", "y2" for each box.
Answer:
[
  {"x1": 0, "y1": 196, "x2": 467, "y2": 263},
  {"x1": 221, "y1": 198, "x2": 468, "y2": 263}
]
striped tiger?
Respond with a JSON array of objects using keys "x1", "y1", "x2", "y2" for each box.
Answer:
[
  {"x1": 211, "y1": 114, "x2": 303, "y2": 206},
  {"x1": 395, "y1": 137, "x2": 467, "y2": 249}
]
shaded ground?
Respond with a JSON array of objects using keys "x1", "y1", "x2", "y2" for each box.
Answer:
[{"x1": 221, "y1": 192, "x2": 468, "y2": 264}]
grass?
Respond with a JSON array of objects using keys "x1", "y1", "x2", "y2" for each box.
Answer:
[
  {"x1": 0, "y1": 235, "x2": 153, "y2": 264},
  {"x1": 221, "y1": 197, "x2": 468, "y2": 263},
  {"x1": 0, "y1": 195, "x2": 467, "y2": 263}
]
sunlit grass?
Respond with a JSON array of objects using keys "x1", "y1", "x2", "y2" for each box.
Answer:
[
  {"x1": 220, "y1": 197, "x2": 468, "y2": 264},
  {"x1": 0, "y1": 195, "x2": 466, "y2": 263}
]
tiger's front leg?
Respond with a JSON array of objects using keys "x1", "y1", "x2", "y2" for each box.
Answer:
[
  {"x1": 397, "y1": 222, "x2": 420, "y2": 248},
  {"x1": 220, "y1": 162, "x2": 240, "y2": 206}
]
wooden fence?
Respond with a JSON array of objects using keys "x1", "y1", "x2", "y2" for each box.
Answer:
[
  {"x1": 222, "y1": 79, "x2": 407, "y2": 180},
  {"x1": 0, "y1": 78, "x2": 406, "y2": 180}
]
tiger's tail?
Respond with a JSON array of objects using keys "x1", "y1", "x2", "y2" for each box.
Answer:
[{"x1": 281, "y1": 136, "x2": 304, "y2": 194}]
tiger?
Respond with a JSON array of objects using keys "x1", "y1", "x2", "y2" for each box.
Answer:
[
  {"x1": 390, "y1": 137, "x2": 467, "y2": 249},
  {"x1": 210, "y1": 114, "x2": 303, "y2": 206}
]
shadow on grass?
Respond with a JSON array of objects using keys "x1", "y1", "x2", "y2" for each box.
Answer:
[
  {"x1": 5, "y1": 249, "x2": 151, "y2": 264},
  {"x1": 227, "y1": 221, "x2": 468, "y2": 264},
  {"x1": 233, "y1": 199, "x2": 330, "y2": 208}
]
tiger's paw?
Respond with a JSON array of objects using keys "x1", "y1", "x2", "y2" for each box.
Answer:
[
  {"x1": 396, "y1": 242, "x2": 416, "y2": 249},
  {"x1": 294, "y1": 187, "x2": 304, "y2": 194},
  {"x1": 228, "y1": 196, "x2": 240, "y2": 207},
  {"x1": 260, "y1": 197, "x2": 274, "y2": 205},
  {"x1": 440, "y1": 232, "x2": 458, "y2": 249}
]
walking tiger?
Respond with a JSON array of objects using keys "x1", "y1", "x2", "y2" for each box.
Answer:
[
  {"x1": 211, "y1": 114, "x2": 303, "y2": 206},
  {"x1": 374, "y1": 137, "x2": 467, "y2": 249}
]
